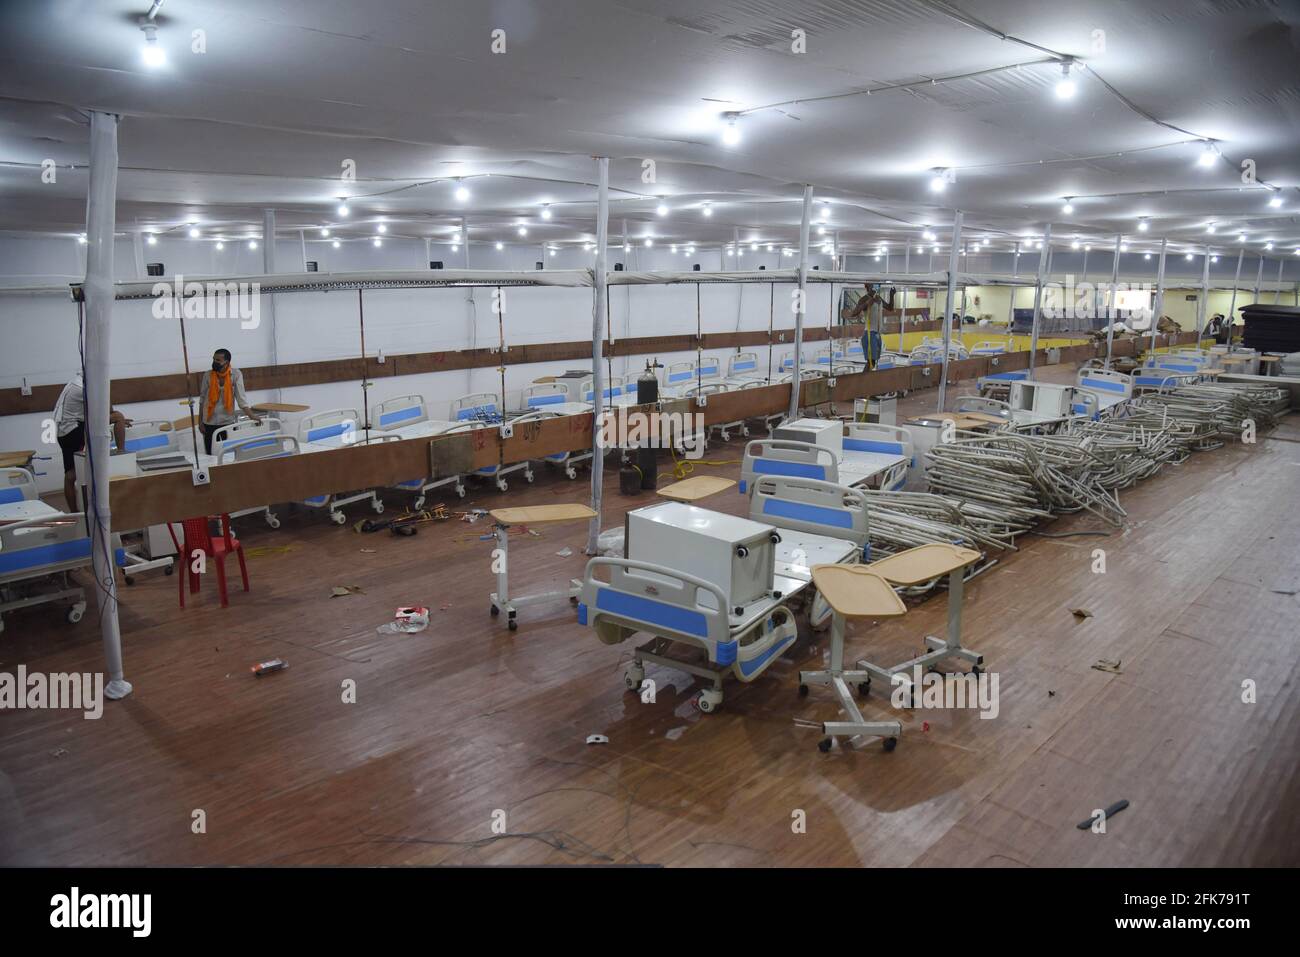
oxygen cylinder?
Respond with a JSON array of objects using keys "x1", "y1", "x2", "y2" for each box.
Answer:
[{"x1": 636, "y1": 360, "x2": 659, "y2": 489}]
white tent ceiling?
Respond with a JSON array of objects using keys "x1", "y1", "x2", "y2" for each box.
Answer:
[{"x1": 0, "y1": 0, "x2": 1297, "y2": 256}]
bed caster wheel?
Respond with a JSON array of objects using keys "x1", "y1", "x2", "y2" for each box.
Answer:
[
  {"x1": 372, "y1": 501, "x2": 385, "y2": 514},
  {"x1": 624, "y1": 666, "x2": 645, "y2": 691},
  {"x1": 165, "y1": 565, "x2": 174, "y2": 576},
  {"x1": 413, "y1": 496, "x2": 426, "y2": 511},
  {"x1": 507, "y1": 619, "x2": 517, "y2": 631},
  {"x1": 696, "y1": 690, "x2": 722, "y2": 713},
  {"x1": 566, "y1": 468, "x2": 576, "y2": 480},
  {"x1": 497, "y1": 481, "x2": 508, "y2": 492},
  {"x1": 817, "y1": 737, "x2": 833, "y2": 753},
  {"x1": 266, "y1": 514, "x2": 281, "y2": 529},
  {"x1": 524, "y1": 471, "x2": 535, "y2": 484},
  {"x1": 883, "y1": 737, "x2": 898, "y2": 753},
  {"x1": 490, "y1": 604, "x2": 500, "y2": 617},
  {"x1": 719, "y1": 430, "x2": 730, "y2": 442},
  {"x1": 857, "y1": 680, "x2": 871, "y2": 697},
  {"x1": 67, "y1": 603, "x2": 85, "y2": 625},
  {"x1": 124, "y1": 576, "x2": 135, "y2": 586},
  {"x1": 331, "y1": 513, "x2": 346, "y2": 526},
  {"x1": 798, "y1": 684, "x2": 809, "y2": 697},
  {"x1": 456, "y1": 486, "x2": 466, "y2": 498}
]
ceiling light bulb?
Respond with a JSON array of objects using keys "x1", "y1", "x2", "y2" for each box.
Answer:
[
  {"x1": 377, "y1": 223, "x2": 387, "y2": 234},
  {"x1": 1237, "y1": 233, "x2": 1246, "y2": 243},
  {"x1": 1120, "y1": 243, "x2": 1128, "y2": 251},
  {"x1": 1212, "y1": 255, "x2": 1219, "y2": 262},
  {"x1": 1185, "y1": 252, "x2": 1193, "y2": 260},
  {"x1": 644, "y1": 238, "x2": 653, "y2": 247},
  {"x1": 455, "y1": 182, "x2": 470, "y2": 202},
  {"x1": 550, "y1": 248, "x2": 557, "y2": 256},
  {"x1": 495, "y1": 241, "x2": 504, "y2": 250},
  {"x1": 517, "y1": 226, "x2": 527, "y2": 237},
  {"x1": 702, "y1": 203, "x2": 713, "y2": 217},
  {"x1": 766, "y1": 243, "x2": 773, "y2": 251},
  {"x1": 722, "y1": 114, "x2": 741, "y2": 146},
  {"x1": 540, "y1": 205, "x2": 552, "y2": 220},
  {"x1": 1137, "y1": 218, "x2": 1149, "y2": 231},
  {"x1": 1265, "y1": 241, "x2": 1274, "y2": 250},
  {"x1": 1206, "y1": 224, "x2": 1216, "y2": 233},
  {"x1": 750, "y1": 243, "x2": 758, "y2": 251},
  {"x1": 1197, "y1": 141, "x2": 1217, "y2": 167},
  {"x1": 726, "y1": 248, "x2": 734, "y2": 256},
  {"x1": 215, "y1": 241, "x2": 224, "y2": 250},
  {"x1": 337, "y1": 202, "x2": 350, "y2": 217},
  {"x1": 1062, "y1": 200, "x2": 1074, "y2": 214},
  {"x1": 321, "y1": 228, "x2": 330, "y2": 237},
  {"x1": 1144, "y1": 252, "x2": 1151, "y2": 260},
  {"x1": 373, "y1": 237, "x2": 382, "y2": 247},
  {"x1": 140, "y1": 23, "x2": 165, "y2": 68},
  {"x1": 451, "y1": 243, "x2": 459, "y2": 251},
  {"x1": 1268, "y1": 194, "x2": 1282, "y2": 208},
  {"x1": 1071, "y1": 240, "x2": 1081, "y2": 249},
  {"x1": 248, "y1": 240, "x2": 258, "y2": 250},
  {"x1": 146, "y1": 234, "x2": 157, "y2": 245},
  {"x1": 332, "y1": 240, "x2": 340, "y2": 249},
  {"x1": 932, "y1": 244, "x2": 940, "y2": 253},
  {"x1": 929, "y1": 171, "x2": 947, "y2": 193},
  {"x1": 1055, "y1": 60, "x2": 1076, "y2": 100},
  {"x1": 656, "y1": 201, "x2": 668, "y2": 217},
  {"x1": 188, "y1": 226, "x2": 199, "y2": 238},
  {"x1": 820, "y1": 204, "x2": 830, "y2": 220}
]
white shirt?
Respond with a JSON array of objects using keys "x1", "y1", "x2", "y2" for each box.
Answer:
[{"x1": 53, "y1": 374, "x2": 85, "y2": 437}]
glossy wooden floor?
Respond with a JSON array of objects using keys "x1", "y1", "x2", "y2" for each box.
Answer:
[{"x1": 2, "y1": 364, "x2": 1298, "y2": 867}]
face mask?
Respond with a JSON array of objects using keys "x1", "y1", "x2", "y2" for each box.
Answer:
[{"x1": 212, "y1": 361, "x2": 224, "y2": 372}]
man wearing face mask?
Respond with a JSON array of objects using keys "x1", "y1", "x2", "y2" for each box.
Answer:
[{"x1": 197, "y1": 348, "x2": 261, "y2": 454}]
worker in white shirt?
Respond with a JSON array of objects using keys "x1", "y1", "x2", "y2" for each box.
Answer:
[
  {"x1": 198, "y1": 348, "x2": 261, "y2": 454},
  {"x1": 53, "y1": 373, "x2": 131, "y2": 512}
]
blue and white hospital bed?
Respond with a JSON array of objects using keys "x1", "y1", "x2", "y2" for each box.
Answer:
[
  {"x1": 0, "y1": 467, "x2": 92, "y2": 632},
  {"x1": 1075, "y1": 368, "x2": 1134, "y2": 414},
  {"x1": 747, "y1": 420, "x2": 912, "y2": 493},
  {"x1": 216, "y1": 411, "x2": 395, "y2": 524},
  {"x1": 372, "y1": 394, "x2": 464, "y2": 504},
  {"x1": 578, "y1": 475, "x2": 869, "y2": 712}
]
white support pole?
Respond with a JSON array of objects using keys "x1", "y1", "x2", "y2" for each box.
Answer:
[
  {"x1": 898, "y1": 286, "x2": 907, "y2": 354},
  {"x1": 1222, "y1": 247, "x2": 1242, "y2": 348},
  {"x1": 1029, "y1": 223, "x2": 1052, "y2": 374},
  {"x1": 904, "y1": 243, "x2": 910, "y2": 274},
  {"x1": 1251, "y1": 253, "x2": 1264, "y2": 304},
  {"x1": 1274, "y1": 258, "x2": 1285, "y2": 304},
  {"x1": 1007, "y1": 242, "x2": 1021, "y2": 335},
  {"x1": 788, "y1": 185, "x2": 813, "y2": 422},
  {"x1": 132, "y1": 227, "x2": 146, "y2": 279},
  {"x1": 299, "y1": 229, "x2": 308, "y2": 271},
  {"x1": 585, "y1": 157, "x2": 610, "y2": 555},
  {"x1": 1194, "y1": 244, "x2": 1213, "y2": 347},
  {"x1": 83, "y1": 111, "x2": 131, "y2": 700},
  {"x1": 461, "y1": 218, "x2": 469, "y2": 268},
  {"x1": 937, "y1": 209, "x2": 963, "y2": 411},
  {"x1": 262, "y1": 209, "x2": 279, "y2": 400},
  {"x1": 1105, "y1": 233, "x2": 1122, "y2": 368},
  {"x1": 1149, "y1": 238, "x2": 1168, "y2": 355}
]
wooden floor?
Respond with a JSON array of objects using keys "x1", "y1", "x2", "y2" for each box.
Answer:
[{"x1": 2, "y1": 365, "x2": 1298, "y2": 867}]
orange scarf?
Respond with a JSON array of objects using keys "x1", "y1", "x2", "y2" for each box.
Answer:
[{"x1": 205, "y1": 368, "x2": 233, "y2": 420}]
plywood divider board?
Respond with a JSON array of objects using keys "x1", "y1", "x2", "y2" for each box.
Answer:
[{"x1": 500, "y1": 412, "x2": 594, "y2": 461}]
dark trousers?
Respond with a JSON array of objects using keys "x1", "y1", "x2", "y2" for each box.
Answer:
[{"x1": 201, "y1": 423, "x2": 219, "y2": 456}]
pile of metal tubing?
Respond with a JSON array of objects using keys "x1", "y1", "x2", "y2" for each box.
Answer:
[{"x1": 1133, "y1": 383, "x2": 1286, "y2": 443}]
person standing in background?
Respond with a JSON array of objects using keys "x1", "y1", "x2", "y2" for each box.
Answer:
[
  {"x1": 198, "y1": 348, "x2": 261, "y2": 455},
  {"x1": 53, "y1": 372, "x2": 130, "y2": 512},
  {"x1": 845, "y1": 283, "x2": 895, "y2": 368}
]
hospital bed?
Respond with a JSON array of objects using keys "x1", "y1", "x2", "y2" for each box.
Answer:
[
  {"x1": 1075, "y1": 368, "x2": 1134, "y2": 414},
  {"x1": 372, "y1": 394, "x2": 464, "y2": 505},
  {"x1": 449, "y1": 392, "x2": 535, "y2": 491},
  {"x1": 217, "y1": 415, "x2": 396, "y2": 524},
  {"x1": 1132, "y1": 368, "x2": 1199, "y2": 394},
  {"x1": 0, "y1": 467, "x2": 90, "y2": 633},
  {"x1": 740, "y1": 425, "x2": 911, "y2": 495},
  {"x1": 726, "y1": 351, "x2": 768, "y2": 383},
  {"x1": 578, "y1": 475, "x2": 869, "y2": 712},
  {"x1": 970, "y1": 339, "x2": 1012, "y2": 355},
  {"x1": 766, "y1": 418, "x2": 911, "y2": 490}
]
